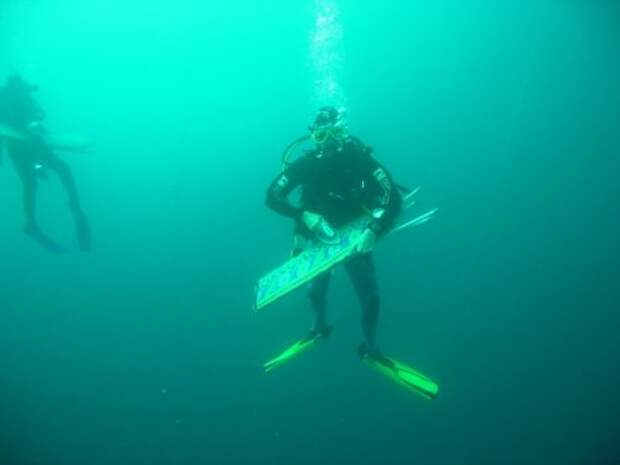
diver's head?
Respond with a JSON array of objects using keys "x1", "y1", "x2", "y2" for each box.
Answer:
[
  {"x1": 5, "y1": 74, "x2": 38, "y2": 93},
  {"x1": 3, "y1": 74, "x2": 45, "y2": 124},
  {"x1": 309, "y1": 106, "x2": 348, "y2": 150},
  {"x1": 312, "y1": 106, "x2": 339, "y2": 128}
]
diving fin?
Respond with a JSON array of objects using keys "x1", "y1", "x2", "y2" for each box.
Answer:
[
  {"x1": 71, "y1": 208, "x2": 91, "y2": 252},
  {"x1": 264, "y1": 328, "x2": 330, "y2": 373},
  {"x1": 359, "y1": 345, "x2": 438, "y2": 399},
  {"x1": 24, "y1": 224, "x2": 65, "y2": 253}
]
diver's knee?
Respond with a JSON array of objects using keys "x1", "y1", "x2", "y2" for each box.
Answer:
[
  {"x1": 23, "y1": 180, "x2": 37, "y2": 196},
  {"x1": 369, "y1": 295, "x2": 380, "y2": 313}
]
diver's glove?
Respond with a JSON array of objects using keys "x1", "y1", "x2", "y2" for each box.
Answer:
[
  {"x1": 355, "y1": 228, "x2": 377, "y2": 254},
  {"x1": 301, "y1": 211, "x2": 336, "y2": 243}
]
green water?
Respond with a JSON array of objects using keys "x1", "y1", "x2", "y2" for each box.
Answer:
[{"x1": 1, "y1": 1, "x2": 619, "y2": 464}]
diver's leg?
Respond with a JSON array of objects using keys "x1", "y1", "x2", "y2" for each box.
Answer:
[
  {"x1": 8, "y1": 145, "x2": 63, "y2": 252},
  {"x1": 14, "y1": 159, "x2": 38, "y2": 230},
  {"x1": 44, "y1": 151, "x2": 91, "y2": 251},
  {"x1": 346, "y1": 253, "x2": 380, "y2": 352},
  {"x1": 8, "y1": 144, "x2": 39, "y2": 229},
  {"x1": 41, "y1": 150, "x2": 80, "y2": 206},
  {"x1": 307, "y1": 270, "x2": 332, "y2": 336}
]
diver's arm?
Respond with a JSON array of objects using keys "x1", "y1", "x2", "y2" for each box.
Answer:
[
  {"x1": 265, "y1": 166, "x2": 304, "y2": 219},
  {"x1": 266, "y1": 167, "x2": 337, "y2": 244},
  {"x1": 364, "y1": 157, "x2": 400, "y2": 235}
]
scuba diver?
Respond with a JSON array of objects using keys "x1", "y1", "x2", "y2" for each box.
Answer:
[
  {"x1": 263, "y1": 107, "x2": 438, "y2": 399},
  {"x1": 0, "y1": 73, "x2": 91, "y2": 252}
]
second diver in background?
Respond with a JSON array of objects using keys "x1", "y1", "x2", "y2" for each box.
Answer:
[{"x1": 0, "y1": 74, "x2": 91, "y2": 252}]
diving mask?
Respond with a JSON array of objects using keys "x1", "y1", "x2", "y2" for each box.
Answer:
[{"x1": 311, "y1": 124, "x2": 348, "y2": 145}]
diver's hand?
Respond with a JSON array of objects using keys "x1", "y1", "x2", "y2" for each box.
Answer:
[
  {"x1": 301, "y1": 211, "x2": 323, "y2": 231},
  {"x1": 301, "y1": 211, "x2": 336, "y2": 242},
  {"x1": 355, "y1": 228, "x2": 377, "y2": 254}
]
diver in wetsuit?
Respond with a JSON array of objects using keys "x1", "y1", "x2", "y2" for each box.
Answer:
[
  {"x1": 266, "y1": 106, "x2": 402, "y2": 358},
  {"x1": 0, "y1": 74, "x2": 91, "y2": 252}
]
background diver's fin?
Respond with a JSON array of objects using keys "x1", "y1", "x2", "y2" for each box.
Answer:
[{"x1": 24, "y1": 226, "x2": 65, "y2": 253}]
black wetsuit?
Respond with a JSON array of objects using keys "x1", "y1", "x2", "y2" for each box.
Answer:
[
  {"x1": 266, "y1": 136, "x2": 401, "y2": 347},
  {"x1": 0, "y1": 79, "x2": 90, "y2": 251}
]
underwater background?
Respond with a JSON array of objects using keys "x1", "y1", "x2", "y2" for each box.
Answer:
[{"x1": 1, "y1": 1, "x2": 619, "y2": 464}]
